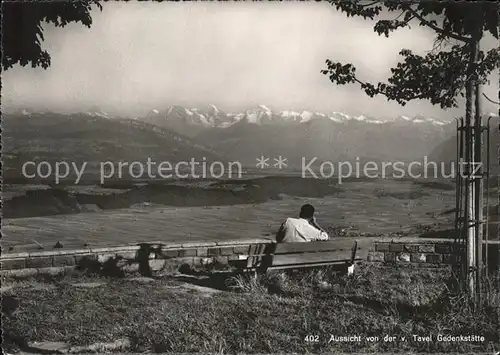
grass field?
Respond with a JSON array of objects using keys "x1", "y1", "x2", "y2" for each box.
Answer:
[
  {"x1": 2, "y1": 263, "x2": 499, "y2": 354},
  {"x1": 2, "y1": 177, "x2": 461, "y2": 252},
  {"x1": 2, "y1": 176, "x2": 498, "y2": 354}
]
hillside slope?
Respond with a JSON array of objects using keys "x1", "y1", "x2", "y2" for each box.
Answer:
[
  {"x1": 428, "y1": 122, "x2": 499, "y2": 176},
  {"x1": 3, "y1": 113, "x2": 226, "y2": 183},
  {"x1": 195, "y1": 117, "x2": 453, "y2": 167}
]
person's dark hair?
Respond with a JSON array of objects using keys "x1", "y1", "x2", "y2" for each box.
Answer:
[{"x1": 299, "y1": 204, "x2": 315, "y2": 219}]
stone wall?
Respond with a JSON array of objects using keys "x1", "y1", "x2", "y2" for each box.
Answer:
[
  {"x1": 367, "y1": 239, "x2": 461, "y2": 264},
  {"x1": 367, "y1": 238, "x2": 499, "y2": 271},
  {"x1": 0, "y1": 238, "x2": 274, "y2": 277},
  {"x1": 2, "y1": 237, "x2": 498, "y2": 278}
]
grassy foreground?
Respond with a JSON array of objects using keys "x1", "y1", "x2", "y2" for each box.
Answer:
[{"x1": 2, "y1": 263, "x2": 499, "y2": 353}]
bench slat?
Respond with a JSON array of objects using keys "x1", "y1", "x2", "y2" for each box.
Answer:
[
  {"x1": 248, "y1": 250, "x2": 357, "y2": 268},
  {"x1": 247, "y1": 239, "x2": 372, "y2": 256},
  {"x1": 272, "y1": 239, "x2": 357, "y2": 254},
  {"x1": 245, "y1": 259, "x2": 362, "y2": 271}
]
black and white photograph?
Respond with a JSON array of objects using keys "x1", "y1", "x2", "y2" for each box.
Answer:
[{"x1": 1, "y1": 0, "x2": 499, "y2": 353}]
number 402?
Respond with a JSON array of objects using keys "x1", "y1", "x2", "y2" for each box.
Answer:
[{"x1": 304, "y1": 335, "x2": 319, "y2": 342}]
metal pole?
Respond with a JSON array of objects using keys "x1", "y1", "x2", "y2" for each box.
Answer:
[
  {"x1": 459, "y1": 117, "x2": 468, "y2": 284},
  {"x1": 484, "y1": 116, "x2": 492, "y2": 279},
  {"x1": 464, "y1": 36, "x2": 478, "y2": 300},
  {"x1": 474, "y1": 81, "x2": 483, "y2": 308},
  {"x1": 497, "y1": 106, "x2": 500, "y2": 307},
  {"x1": 454, "y1": 117, "x2": 460, "y2": 236}
]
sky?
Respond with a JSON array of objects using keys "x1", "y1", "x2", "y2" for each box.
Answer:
[{"x1": 3, "y1": 1, "x2": 498, "y2": 120}]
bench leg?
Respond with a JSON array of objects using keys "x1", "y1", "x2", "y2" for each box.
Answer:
[{"x1": 347, "y1": 263, "x2": 355, "y2": 276}]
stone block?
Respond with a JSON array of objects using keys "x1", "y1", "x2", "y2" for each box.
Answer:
[
  {"x1": 55, "y1": 249, "x2": 92, "y2": 256},
  {"x1": 426, "y1": 254, "x2": 442, "y2": 264},
  {"x1": 220, "y1": 247, "x2": 235, "y2": 256},
  {"x1": 28, "y1": 251, "x2": 57, "y2": 258},
  {"x1": 411, "y1": 253, "x2": 426, "y2": 263},
  {"x1": 384, "y1": 252, "x2": 396, "y2": 262},
  {"x1": 178, "y1": 249, "x2": 197, "y2": 257},
  {"x1": 165, "y1": 257, "x2": 195, "y2": 266},
  {"x1": 149, "y1": 259, "x2": 166, "y2": 271},
  {"x1": 397, "y1": 253, "x2": 411, "y2": 262},
  {"x1": 26, "y1": 256, "x2": 53, "y2": 269},
  {"x1": 216, "y1": 240, "x2": 244, "y2": 246},
  {"x1": 197, "y1": 248, "x2": 208, "y2": 257},
  {"x1": 90, "y1": 247, "x2": 120, "y2": 254},
  {"x1": 403, "y1": 244, "x2": 419, "y2": 253},
  {"x1": 233, "y1": 245, "x2": 250, "y2": 255},
  {"x1": 181, "y1": 241, "x2": 216, "y2": 248},
  {"x1": 419, "y1": 245, "x2": 434, "y2": 253},
  {"x1": 1, "y1": 258, "x2": 26, "y2": 270},
  {"x1": 207, "y1": 248, "x2": 220, "y2": 257},
  {"x1": 53, "y1": 255, "x2": 76, "y2": 267},
  {"x1": 4, "y1": 252, "x2": 30, "y2": 259},
  {"x1": 115, "y1": 246, "x2": 140, "y2": 252},
  {"x1": 367, "y1": 252, "x2": 384, "y2": 262},
  {"x1": 389, "y1": 243, "x2": 404, "y2": 252},
  {"x1": 435, "y1": 244, "x2": 452, "y2": 254},
  {"x1": 163, "y1": 249, "x2": 180, "y2": 258},
  {"x1": 375, "y1": 243, "x2": 390, "y2": 252}
]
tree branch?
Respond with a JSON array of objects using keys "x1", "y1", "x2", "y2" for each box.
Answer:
[
  {"x1": 403, "y1": 6, "x2": 472, "y2": 43},
  {"x1": 360, "y1": 1, "x2": 380, "y2": 8},
  {"x1": 483, "y1": 93, "x2": 500, "y2": 105},
  {"x1": 393, "y1": 10, "x2": 405, "y2": 21}
]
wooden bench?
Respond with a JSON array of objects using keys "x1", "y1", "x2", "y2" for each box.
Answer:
[{"x1": 234, "y1": 238, "x2": 366, "y2": 277}]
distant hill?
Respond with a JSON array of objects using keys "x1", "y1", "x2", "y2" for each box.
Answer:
[
  {"x1": 428, "y1": 118, "x2": 499, "y2": 176},
  {"x1": 5, "y1": 106, "x2": 479, "y2": 183},
  {"x1": 3, "y1": 112, "x2": 227, "y2": 183}
]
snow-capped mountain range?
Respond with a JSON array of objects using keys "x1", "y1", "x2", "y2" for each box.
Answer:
[
  {"x1": 20, "y1": 104, "x2": 496, "y2": 129},
  {"x1": 141, "y1": 104, "x2": 455, "y2": 129},
  {"x1": 135, "y1": 104, "x2": 462, "y2": 166},
  {"x1": 6, "y1": 105, "x2": 498, "y2": 172}
]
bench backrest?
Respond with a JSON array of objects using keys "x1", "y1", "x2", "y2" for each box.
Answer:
[{"x1": 245, "y1": 238, "x2": 371, "y2": 270}]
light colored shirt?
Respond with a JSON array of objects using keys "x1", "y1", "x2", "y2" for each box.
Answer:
[{"x1": 276, "y1": 217, "x2": 329, "y2": 243}]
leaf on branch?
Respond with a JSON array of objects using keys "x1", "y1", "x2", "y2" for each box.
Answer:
[
  {"x1": 327, "y1": 0, "x2": 383, "y2": 20},
  {"x1": 2, "y1": 0, "x2": 102, "y2": 70},
  {"x1": 322, "y1": 45, "x2": 499, "y2": 109},
  {"x1": 374, "y1": 20, "x2": 409, "y2": 37}
]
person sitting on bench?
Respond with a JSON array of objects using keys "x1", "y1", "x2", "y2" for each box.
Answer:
[{"x1": 276, "y1": 204, "x2": 329, "y2": 243}]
